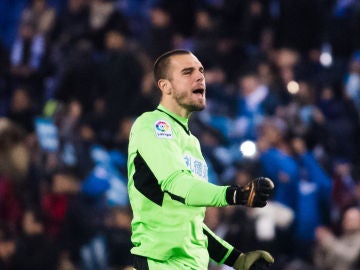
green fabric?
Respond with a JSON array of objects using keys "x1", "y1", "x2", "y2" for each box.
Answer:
[
  {"x1": 163, "y1": 171, "x2": 228, "y2": 207},
  {"x1": 127, "y1": 105, "x2": 230, "y2": 269},
  {"x1": 135, "y1": 256, "x2": 201, "y2": 270},
  {"x1": 203, "y1": 224, "x2": 235, "y2": 264}
]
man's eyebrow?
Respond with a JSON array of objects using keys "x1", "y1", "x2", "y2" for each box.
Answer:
[
  {"x1": 181, "y1": 66, "x2": 204, "y2": 73},
  {"x1": 181, "y1": 67, "x2": 194, "y2": 73}
]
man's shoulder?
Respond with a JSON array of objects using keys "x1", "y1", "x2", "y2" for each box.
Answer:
[
  {"x1": 133, "y1": 109, "x2": 175, "y2": 127},
  {"x1": 132, "y1": 109, "x2": 178, "y2": 139},
  {"x1": 133, "y1": 109, "x2": 162, "y2": 125}
]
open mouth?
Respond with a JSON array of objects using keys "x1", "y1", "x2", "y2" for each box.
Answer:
[{"x1": 192, "y1": 88, "x2": 205, "y2": 96}]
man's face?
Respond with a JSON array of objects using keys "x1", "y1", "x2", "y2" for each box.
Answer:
[{"x1": 167, "y1": 54, "x2": 206, "y2": 113}]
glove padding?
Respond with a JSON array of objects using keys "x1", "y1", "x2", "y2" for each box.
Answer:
[
  {"x1": 233, "y1": 250, "x2": 274, "y2": 270},
  {"x1": 226, "y1": 177, "x2": 274, "y2": 207}
]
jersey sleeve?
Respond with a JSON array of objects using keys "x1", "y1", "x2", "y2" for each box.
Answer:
[
  {"x1": 203, "y1": 223, "x2": 241, "y2": 265},
  {"x1": 130, "y1": 116, "x2": 229, "y2": 207}
]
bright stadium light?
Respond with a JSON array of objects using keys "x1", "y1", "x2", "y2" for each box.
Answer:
[
  {"x1": 287, "y1": 80, "x2": 299, "y2": 94},
  {"x1": 240, "y1": 140, "x2": 257, "y2": 158},
  {"x1": 320, "y1": 43, "x2": 333, "y2": 67},
  {"x1": 320, "y1": 52, "x2": 333, "y2": 67}
]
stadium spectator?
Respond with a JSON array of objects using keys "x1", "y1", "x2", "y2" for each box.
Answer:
[
  {"x1": 140, "y1": 4, "x2": 173, "y2": 61},
  {"x1": 290, "y1": 136, "x2": 332, "y2": 264},
  {"x1": 7, "y1": 85, "x2": 37, "y2": 133},
  {"x1": 54, "y1": 39, "x2": 99, "y2": 114},
  {"x1": 89, "y1": 0, "x2": 131, "y2": 50},
  {"x1": 314, "y1": 207, "x2": 360, "y2": 270},
  {"x1": 104, "y1": 206, "x2": 132, "y2": 269},
  {"x1": 97, "y1": 28, "x2": 144, "y2": 128},
  {"x1": 12, "y1": 206, "x2": 60, "y2": 270},
  {"x1": 10, "y1": 21, "x2": 46, "y2": 107},
  {"x1": 20, "y1": 0, "x2": 56, "y2": 37},
  {"x1": 332, "y1": 159, "x2": 360, "y2": 225},
  {"x1": 50, "y1": 0, "x2": 91, "y2": 56},
  {"x1": 0, "y1": 223, "x2": 16, "y2": 269}
]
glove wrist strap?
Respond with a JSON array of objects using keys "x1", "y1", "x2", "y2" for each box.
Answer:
[{"x1": 225, "y1": 185, "x2": 237, "y2": 205}]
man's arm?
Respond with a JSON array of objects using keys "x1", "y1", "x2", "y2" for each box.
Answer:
[
  {"x1": 203, "y1": 224, "x2": 274, "y2": 270},
  {"x1": 130, "y1": 117, "x2": 273, "y2": 208},
  {"x1": 203, "y1": 223, "x2": 240, "y2": 265},
  {"x1": 162, "y1": 170, "x2": 229, "y2": 207}
]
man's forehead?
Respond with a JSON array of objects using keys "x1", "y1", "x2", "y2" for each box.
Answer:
[{"x1": 170, "y1": 53, "x2": 202, "y2": 68}]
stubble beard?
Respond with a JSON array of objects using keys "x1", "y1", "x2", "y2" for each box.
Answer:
[{"x1": 175, "y1": 93, "x2": 206, "y2": 112}]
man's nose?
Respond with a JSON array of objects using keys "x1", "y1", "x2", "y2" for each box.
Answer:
[{"x1": 196, "y1": 71, "x2": 205, "y2": 81}]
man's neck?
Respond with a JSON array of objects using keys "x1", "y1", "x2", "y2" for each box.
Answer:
[{"x1": 159, "y1": 101, "x2": 191, "y2": 119}]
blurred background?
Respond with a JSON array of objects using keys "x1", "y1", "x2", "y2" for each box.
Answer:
[{"x1": 1, "y1": 0, "x2": 360, "y2": 269}]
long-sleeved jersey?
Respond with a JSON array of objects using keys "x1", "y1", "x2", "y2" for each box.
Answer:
[{"x1": 127, "y1": 104, "x2": 240, "y2": 269}]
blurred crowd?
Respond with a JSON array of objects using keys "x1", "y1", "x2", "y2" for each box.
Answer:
[{"x1": 1, "y1": 0, "x2": 360, "y2": 269}]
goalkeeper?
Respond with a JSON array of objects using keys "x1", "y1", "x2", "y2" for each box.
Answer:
[{"x1": 127, "y1": 49, "x2": 275, "y2": 270}]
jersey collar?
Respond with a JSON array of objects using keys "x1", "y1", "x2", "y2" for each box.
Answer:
[{"x1": 156, "y1": 105, "x2": 190, "y2": 135}]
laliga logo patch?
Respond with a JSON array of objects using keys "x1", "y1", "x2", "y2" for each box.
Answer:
[{"x1": 154, "y1": 120, "x2": 172, "y2": 138}]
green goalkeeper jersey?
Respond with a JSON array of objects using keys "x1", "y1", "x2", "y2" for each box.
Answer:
[{"x1": 127, "y1": 105, "x2": 241, "y2": 269}]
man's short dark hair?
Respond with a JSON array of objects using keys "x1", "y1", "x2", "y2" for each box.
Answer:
[{"x1": 153, "y1": 49, "x2": 192, "y2": 85}]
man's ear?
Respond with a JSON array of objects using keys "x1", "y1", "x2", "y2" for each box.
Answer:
[{"x1": 158, "y1": 79, "x2": 171, "y2": 95}]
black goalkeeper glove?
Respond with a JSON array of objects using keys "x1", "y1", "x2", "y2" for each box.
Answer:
[
  {"x1": 226, "y1": 177, "x2": 274, "y2": 207},
  {"x1": 233, "y1": 250, "x2": 274, "y2": 270}
]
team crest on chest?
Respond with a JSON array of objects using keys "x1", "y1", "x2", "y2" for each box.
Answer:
[{"x1": 154, "y1": 120, "x2": 173, "y2": 139}]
